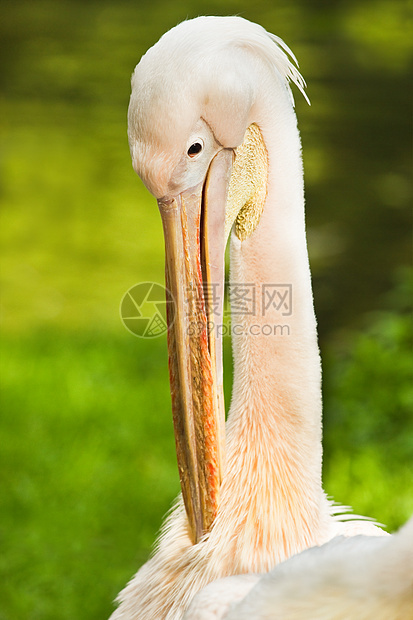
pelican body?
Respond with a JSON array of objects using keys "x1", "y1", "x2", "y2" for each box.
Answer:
[
  {"x1": 111, "y1": 17, "x2": 386, "y2": 620},
  {"x1": 185, "y1": 518, "x2": 413, "y2": 620}
]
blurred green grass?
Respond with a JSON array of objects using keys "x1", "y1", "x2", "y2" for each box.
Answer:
[
  {"x1": 1, "y1": 331, "x2": 174, "y2": 618},
  {"x1": 323, "y1": 272, "x2": 413, "y2": 531},
  {"x1": 1, "y1": 0, "x2": 412, "y2": 618}
]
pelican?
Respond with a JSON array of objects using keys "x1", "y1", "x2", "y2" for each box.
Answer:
[
  {"x1": 184, "y1": 517, "x2": 413, "y2": 619},
  {"x1": 111, "y1": 16, "x2": 387, "y2": 620}
]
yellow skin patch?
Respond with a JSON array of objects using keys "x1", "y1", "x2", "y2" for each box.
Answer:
[{"x1": 225, "y1": 123, "x2": 269, "y2": 242}]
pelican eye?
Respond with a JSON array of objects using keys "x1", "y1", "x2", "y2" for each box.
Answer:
[{"x1": 187, "y1": 141, "x2": 203, "y2": 158}]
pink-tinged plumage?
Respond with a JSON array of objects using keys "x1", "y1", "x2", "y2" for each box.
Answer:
[
  {"x1": 110, "y1": 16, "x2": 391, "y2": 620},
  {"x1": 185, "y1": 517, "x2": 413, "y2": 619}
]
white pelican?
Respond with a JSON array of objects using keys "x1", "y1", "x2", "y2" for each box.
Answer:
[
  {"x1": 185, "y1": 517, "x2": 413, "y2": 619},
  {"x1": 111, "y1": 16, "x2": 387, "y2": 620}
]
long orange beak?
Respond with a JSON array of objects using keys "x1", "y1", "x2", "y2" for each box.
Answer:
[{"x1": 157, "y1": 149, "x2": 233, "y2": 544}]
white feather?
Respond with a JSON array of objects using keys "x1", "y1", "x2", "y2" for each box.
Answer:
[{"x1": 185, "y1": 518, "x2": 413, "y2": 620}]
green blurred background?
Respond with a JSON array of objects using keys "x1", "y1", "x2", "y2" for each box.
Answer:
[{"x1": 1, "y1": 0, "x2": 412, "y2": 618}]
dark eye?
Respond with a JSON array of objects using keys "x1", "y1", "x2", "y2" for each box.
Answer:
[{"x1": 187, "y1": 142, "x2": 203, "y2": 157}]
